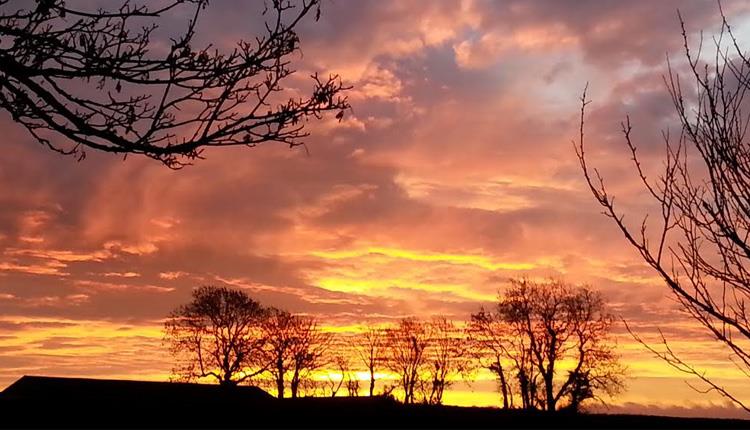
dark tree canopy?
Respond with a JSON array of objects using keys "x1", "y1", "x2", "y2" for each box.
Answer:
[
  {"x1": 354, "y1": 327, "x2": 385, "y2": 397},
  {"x1": 260, "y1": 308, "x2": 331, "y2": 398},
  {"x1": 383, "y1": 318, "x2": 431, "y2": 405},
  {"x1": 0, "y1": 0, "x2": 349, "y2": 168},
  {"x1": 424, "y1": 316, "x2": 473, "y2": 405},
  {"x1": 164, "y1": 285, "x2": 269, "y2": 386},
  {"x1": 164, "y1": 286, "x2": 331, "y2": 397},
  {"x1": 469, "y1": 278, "x2": 624, "y2": 412},
  {"x1": 380, "y1": 317, "x2": 472, "y2": 405},
  {"x1": 163, "y1": 284, "x2": 623, "y2": 408}
]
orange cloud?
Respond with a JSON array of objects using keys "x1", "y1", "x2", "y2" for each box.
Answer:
[{"x1": 1, "y1": 0, "x2": 750, "y2": 415}]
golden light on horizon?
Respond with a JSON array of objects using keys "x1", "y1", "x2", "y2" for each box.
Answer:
[{"x1": 312, "y1": 247, "x2": 537, "y2": 272}]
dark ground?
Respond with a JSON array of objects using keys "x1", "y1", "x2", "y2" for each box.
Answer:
[{"x1": 1, "y1": 376, "x2": 748, "y2": 429}]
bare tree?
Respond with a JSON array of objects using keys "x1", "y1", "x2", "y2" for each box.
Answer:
[
  {"x1": 470, "y1": 291, "x2": 553, "y2": 410},
  {"x1": 345, "y1": 372, "x2": 361, "y2": 397},
  {"x1": 467, "y1": 309, "x2": 516, "y2": 409},
  {"x1": 383, "y1": 318, "x2": 431, "y2": 404},
  {"x1": 425, "y1": 317, "x2": 473, "y2": 405},
  {"x1": 575, "y1": 8, "x2": 750, "y2": 412},
  {"x1": 262, "y1": 309, "x2": 297, "y2": 398},
  {"x1": 0, "y1": 0, "x2": 349, "y2": 168},
  {"x1": 471, "y1": 279, "x2": 623, "y2": 411},
  {"x1": 507, "y1": 279, "x2": 623, "y2": 411},
  {"x1": 354, "y1": 327, "x2": 384, "y2": 397},
  {"x1": 323, "y1": 355, "x2": 348, "y2": 397},
  {"x1": 288, "y1": 315, "x2": 331, "y2": 398},
  {"x1": 163, "y1": 285, "x2": 269, "y2": 386},
  {"x1": 561, "y1": 286, "x2": 625, "y2": 411},
  {"x1": 261, "y1": 309, "x2": 330, "y2": 398}
]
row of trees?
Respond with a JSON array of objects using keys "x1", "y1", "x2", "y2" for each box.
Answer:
[
  {"x1": 164, "y1": 286, "x2": 330, "y2": 398},
  {"x1": 164, "y1": 279, "x2": 625, "y2": 411}
]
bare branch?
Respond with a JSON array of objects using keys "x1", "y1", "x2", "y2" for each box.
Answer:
[
  {"x1": 0, "y1": 0, "x2": 350, "y2": 168},
  {"x1": 576, "y1": 5, "x2": 750, "y2": 410}
]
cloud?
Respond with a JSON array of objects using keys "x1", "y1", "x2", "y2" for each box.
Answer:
[{"x1": 1, "y1": 0, "x2": 750, "y2": 413}]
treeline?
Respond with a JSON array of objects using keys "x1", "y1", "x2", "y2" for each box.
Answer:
[{"x1": 164, "y1": 278, "x2": 624, "y2": 412}]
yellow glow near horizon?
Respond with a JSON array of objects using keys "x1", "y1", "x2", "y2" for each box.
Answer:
[
  {"x1": 2, "y1": 316, "x2": 750, "y2": 412},
  {"x1": 311, "y1": 247, "x2": 536, "y2": 271},
  {"x1": 315, "y1": 277, "x2": 495, "y2": 302}
]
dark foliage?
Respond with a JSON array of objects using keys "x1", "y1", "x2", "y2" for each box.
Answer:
[
  {"x1": 469, "y1": 278, "x2": 624, "y2": 411},
  {"x1": 164, "y1": 286, "x2": 269, "y2": 386}
]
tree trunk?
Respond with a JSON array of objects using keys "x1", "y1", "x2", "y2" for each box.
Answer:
[
  {"x1": 518, "y1": 370, "x2": 530, "y2": 409},
  {"x1": 404, "y1": 377, "x2": 413, "y2": 404},
  {"x1": 220, "y1": 377, "x2": 236, "y2": 387},
  {"x1": 545, "y1": 374, "x2": 555, "y2": 411},
  {"x1": 276, "y1": 375, "x2": 285, "y2": 399},
  {"x1": 291, "y1": 373, "x2": 299, "y2": 398},
  {"x1": 369, "y1": 369, "x2": 375, "y2": 396},
  {"x1": 276, "y1": 358, "x2": 285, "y2": 399},
  {"x1": 497, "y1": 367, "x2": 509, "y2": 409}
]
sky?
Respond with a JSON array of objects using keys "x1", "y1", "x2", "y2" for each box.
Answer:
[{"x1": 2, "y1": 0, "x2": 750, "y2": 418}]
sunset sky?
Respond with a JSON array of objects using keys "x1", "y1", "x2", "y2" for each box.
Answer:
[{"x1": 3, "y1": 0, "x2": 750, "y2": 418}]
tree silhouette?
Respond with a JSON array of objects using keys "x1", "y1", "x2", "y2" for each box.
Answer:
[
  {"x1": 470, "y1": 278, "x2": 624, "y2": 411},
  {"x1": 379, "y1": 317, "x2": 474, "y2": 405},
  {"x1": 163, "y1": 285, "x2": 269, "y2": 386},
  {"x1": 323, "y1": 355, "x2": 351, "y2": 397},
  {"x1": 425, "y1": 316, "x2": 473, "y2": 405},
  {"x1": 354, "y1": 326, "x2": 385, "y2": 397},
  {"x1": 575, "y1": 8, "x2": 750, "y2": 412},
  {"x1": 261, "y1": 309, "x2": 330, "y2": 398},
  {"x1": 0, "y1": 0, "x2": 349, "y2": 168},
  {"x1": 468, "y1": 308, "x2": 521, "y2": 409},
  {"x1": 287, "y1": 315, "x2": 331, "y2": 398},
  {"x1": 344, "y1": 368, "x2": 361, "y2": 397},
  {"x1": 262, "y1": 309, "x2": 297, "y2": 398},
  {"x1": 383, "y1": 318, "x2": 431, "y2": 404}
]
